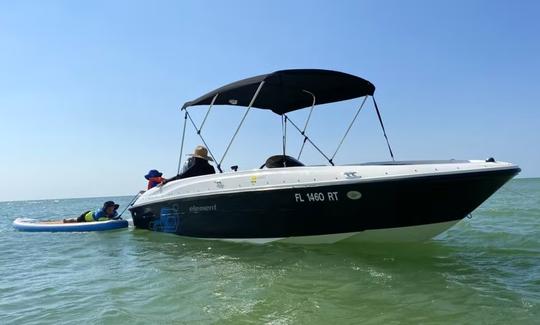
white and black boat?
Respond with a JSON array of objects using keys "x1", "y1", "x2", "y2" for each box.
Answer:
[{"x1": 130, "y1": 69, "x2": 520, "y2": 244}]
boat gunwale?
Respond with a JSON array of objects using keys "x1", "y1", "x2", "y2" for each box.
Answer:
[{"x1": 131, "y1": 163, "x2": 520, "y2": 209}]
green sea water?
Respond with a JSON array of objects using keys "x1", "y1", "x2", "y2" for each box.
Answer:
[{"x1": 1, "y1": 179, "x2": 539, "y2": 324}]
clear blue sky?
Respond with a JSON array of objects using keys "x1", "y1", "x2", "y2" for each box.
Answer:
[{"x1": 0, "y1": 0, "x2": 538, "y2": 201}]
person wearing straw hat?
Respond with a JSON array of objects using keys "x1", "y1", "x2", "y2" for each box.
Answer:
[{"x1": 162, "y1": 145, "x2": 216, "y2": 185}]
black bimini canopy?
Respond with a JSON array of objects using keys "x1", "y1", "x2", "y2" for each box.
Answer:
[{"x1": 182, "y1": 69, "x2": 375, "y2": 115}]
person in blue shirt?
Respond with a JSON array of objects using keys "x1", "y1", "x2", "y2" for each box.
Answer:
[{"x1": 63, "y1": 201, "x2": 120, "y2": 223}]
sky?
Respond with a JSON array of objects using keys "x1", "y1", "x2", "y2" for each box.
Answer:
[{"x1": 0, "y1": 0, "x2": 538, "y2": 201}]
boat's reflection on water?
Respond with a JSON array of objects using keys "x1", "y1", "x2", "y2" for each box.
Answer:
[
  {"x1": 119, "y1": 220, "x2": 538, "y2": 323},
  {"x1": 126, "y1": 225, "x2": 465, "y2": 272}
]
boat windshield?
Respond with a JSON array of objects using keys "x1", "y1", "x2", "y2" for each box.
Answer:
[{"x1": 263, "y1": 155, "x2": 305, "y2": 169}]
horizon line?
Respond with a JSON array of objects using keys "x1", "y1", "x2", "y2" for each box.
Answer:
[{"x1": 0, "y1": 177, "x2": 538, "y2": 203}]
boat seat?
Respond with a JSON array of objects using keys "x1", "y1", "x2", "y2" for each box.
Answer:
[{"x1": 263, "y1": 155, "x2": 305, "y2": 168}]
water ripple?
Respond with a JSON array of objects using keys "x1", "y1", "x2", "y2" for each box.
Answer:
[{"x1": 1, "y1": 181, "x2": 539, "y2": 323}]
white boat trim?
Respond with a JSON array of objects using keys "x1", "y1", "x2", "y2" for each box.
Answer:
[
  {"x1": 184, "y1": 220, "x2": 461, "y2": 244},
  {"x1": 133, "y1": 161, "x2": 517, "y2": 208}
]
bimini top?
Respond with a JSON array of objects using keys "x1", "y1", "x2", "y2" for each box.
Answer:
[{"x1": 182, "y1": 69, "x2": 375, "y2": 115}]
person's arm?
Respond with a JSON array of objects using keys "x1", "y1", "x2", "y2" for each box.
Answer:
[
  {"x1": 162, "y1": 164, "x2": 198, "y2": 185},
  {"x1": 179, "y1": 165, "x2": 198, "y2": 179},
  {"x1": 93, "y1": 209, "x2": 104, "y2": 221},
  {"x1": 94, "y1": 209, "x2": 116, "y2": 221},
  {"x1": 162, "y1": 174, "x2": 179, "y2": 185}
]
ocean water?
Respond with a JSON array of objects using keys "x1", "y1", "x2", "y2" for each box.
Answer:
[{"x1": 0, "y1": 179, "x2": 539, "y2": 324}]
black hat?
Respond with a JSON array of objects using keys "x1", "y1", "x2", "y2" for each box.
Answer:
[{"x1": 103, "y1": 201, "x2": 120, "y2": 210}]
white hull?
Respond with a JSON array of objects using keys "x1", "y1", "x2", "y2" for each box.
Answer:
[
  {"x1": 205, "y1": 220, "x2": 460, "y2": 244},
  {"x1": 134, "y1": 160, "x2": 517, "y2": 209}
]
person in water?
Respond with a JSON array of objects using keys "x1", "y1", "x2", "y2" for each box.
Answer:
[
  {"x1": 162, "y1": 145, "x2": 216, "y2": 185},
  {"x1": 145, "y1": 169, "x2": 166, "y2": 189},
  {"x1": 63, "y1": 201, "x2": 120, "y2": 223}
]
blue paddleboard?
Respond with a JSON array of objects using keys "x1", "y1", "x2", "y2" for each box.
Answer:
[{"x1": 13, "y1": 218, "x2": 128, "y2": 232}]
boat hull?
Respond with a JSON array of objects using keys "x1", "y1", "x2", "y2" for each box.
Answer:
[{"x1": 130, "y1": 167, "x2": 519, "y2": 243}]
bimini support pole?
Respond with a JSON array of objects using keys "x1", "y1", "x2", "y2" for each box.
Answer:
[
  {"x1": 178, "y1": 94, "x2": 221, "y2": 173},
  {"x1": 297, "y1": 90, "x2": 316, "y2": 160},
  {"x1": 281, "y1": 114, "x2": 287, "y2": 166},
  {"x1": 218, "y1": 80, "x2": 265, "y2": 172},
  {"x1": 286, "y1": 116, "x2": 334, "y2": 166},
  {"x1": 183, "y1": 108, "x2": 221, "y2": 172},
  {"x1": 198, "y1": 93, "x2": 218, "y2": 133},
  {"x1": 330, "y1": 95, "x2": 368, "y2": 162},
  {"x1": 372, "y1": 96, "x2": 395, "y2": 161},
  {"x1": 177, "y1": 110, "x2": 188, "y2": 174}
]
